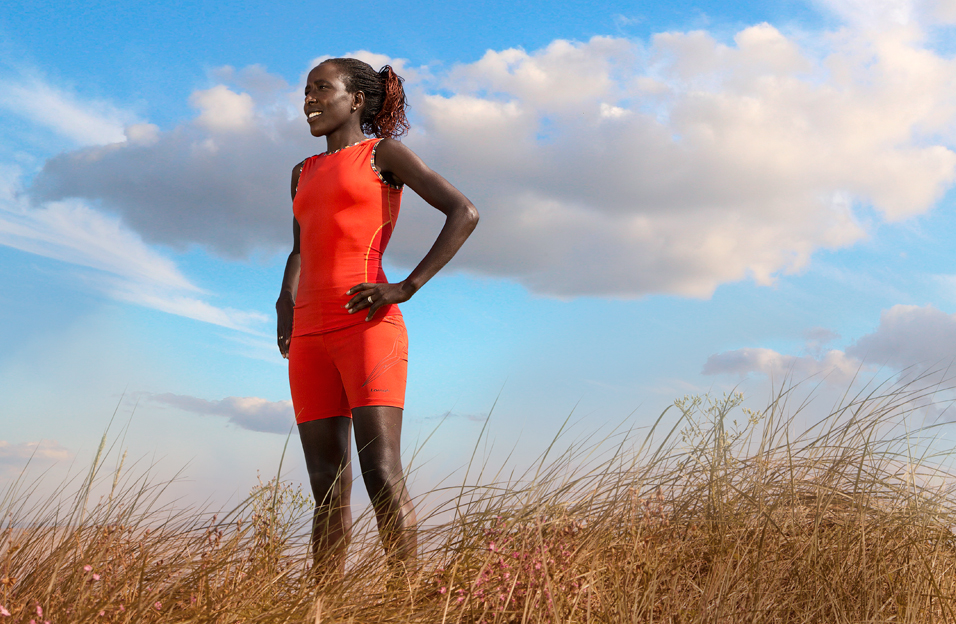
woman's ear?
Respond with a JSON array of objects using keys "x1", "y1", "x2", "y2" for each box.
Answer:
[{"x1": 352, "y1": 91, "x2": 366, "y2": 112}]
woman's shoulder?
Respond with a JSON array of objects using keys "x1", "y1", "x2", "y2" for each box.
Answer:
[{"x1": 371, "y1": 138, "x2": 419, "y2": 170}]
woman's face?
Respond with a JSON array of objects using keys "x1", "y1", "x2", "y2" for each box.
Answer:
[{"x1": 303, "y1": 62, "x2": 359, "y2": 138}]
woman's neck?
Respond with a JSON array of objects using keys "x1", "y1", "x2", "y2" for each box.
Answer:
[{"x1": 324, "y1": 125, "x2": 367, "y2": 154}]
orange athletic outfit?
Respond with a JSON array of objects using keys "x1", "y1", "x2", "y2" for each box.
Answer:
[{"x1": 289, "y1": 138, "x2": 407, "y2": 423}]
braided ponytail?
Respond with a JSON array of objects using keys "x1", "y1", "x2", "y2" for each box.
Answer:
[{"x1": 324, "y1": 58, "x2": 410, "y2": 139}]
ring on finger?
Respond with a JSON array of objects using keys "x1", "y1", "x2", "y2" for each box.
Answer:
[{"x1": 367, "y1": 295, "x2": 374, "y2": 304}]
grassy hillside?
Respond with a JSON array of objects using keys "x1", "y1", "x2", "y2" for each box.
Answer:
[{"x1": 3, "y1": 379, "x2": 956, "y2": 623}]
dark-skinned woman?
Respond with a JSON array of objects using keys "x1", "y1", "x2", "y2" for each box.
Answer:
[{"x1": 275, "y1": 58, "x2": 478, "y2": 582}]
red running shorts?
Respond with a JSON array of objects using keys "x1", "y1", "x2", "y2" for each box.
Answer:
[{"x1": 288, "y1": 316, "x2": 408, "y2": 423}]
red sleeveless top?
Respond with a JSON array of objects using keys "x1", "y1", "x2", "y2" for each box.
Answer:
[{"x1": 292, "y1": 138, "x2": 403, "y2": 336}]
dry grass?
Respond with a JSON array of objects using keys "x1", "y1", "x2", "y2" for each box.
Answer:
[{"x1": 4, "y1": 377, "x2": 956, "y2": 623}]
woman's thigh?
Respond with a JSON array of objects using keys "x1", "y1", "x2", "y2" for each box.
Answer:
[
  {"x1": 352, "y1": 406, "x2": 404, "y2": 477},
  {"x1": 298, "y1": 416, "x2": 353, "y2": 495}
]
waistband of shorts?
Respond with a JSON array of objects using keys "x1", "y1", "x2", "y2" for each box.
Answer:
[{"x1": 293, "y1": 313, "x2": 405, "y2": 338}]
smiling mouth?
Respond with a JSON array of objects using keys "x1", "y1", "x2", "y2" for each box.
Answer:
[{"x1": 307, "y1": 111, "x2": 322, "y2": 121}]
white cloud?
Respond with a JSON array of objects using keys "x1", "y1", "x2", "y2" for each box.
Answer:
[
  {"x1": 189, "y1": 85, "x2": 256, "y2": 133},
  {"x1": 845, "y1": 304, "x2": 956, "y2": 368},
  {"x1": 704, "y1": 304, "x2": 956, "y2": 382},
  {"x1": 702, "y1": 347, "x2": 865, "y2": 384},
  {"x1": 815, "y1": 0, "x2": 956, "y2": 27},
  {"x1": 0, "y1": 167, "x2": 267, "y2": 333},
  {"x1": 0, "y1": 440, "x2": 70, "y2": 467},
  {"x1": 146, "y1": 393, "x2": 294, "y2": 434},
  {"x1": 125, "y1": 123, "x2": 160, "y2": 146},
  {"x1": 0, "y1": 70, "x2": 133, "y2": 146},
  {"x1": 24, "y1": 22, "x2": 956, "y2": 298},
  {"x1": 305, "y1": 51, "x2": 424, "y2": 85}
]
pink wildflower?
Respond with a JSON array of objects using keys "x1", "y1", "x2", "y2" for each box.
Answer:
[
  {"x1": 92, "y1": 573, "x2": 100, "y2": 581},
  {"x1": 438, "y1": 586, "x2": 447, "y2": 594},
  {"x1": 119, "y1": 605, "x2": 125, "y2": 612},
  {"x1": 488, "y1": 542, "x2": 496, "y2": 552},
  {"x1": 0, "y1": 605, "x2": 10, "y2": 617},
  {"x1": 154, "y1": 601, "x2": 162, "y2": 611},
  {"x1": 99, "y1": 610, "x2": 105, "y2": 616},
  {"x1": 36, "y1": 605, "x2": 42, "y2": 617},
  {"x1": 83, "y1": 565, "x2": 93, "y2": 572}
]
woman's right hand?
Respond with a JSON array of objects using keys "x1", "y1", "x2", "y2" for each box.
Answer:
[{"x1": 276, "y1": 293, "x2": 295, "y2": 359}]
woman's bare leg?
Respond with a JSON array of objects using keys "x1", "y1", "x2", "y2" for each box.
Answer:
[
  {"x1": 298, "y1": 416, "x2": 353, "y2": 576},
  {"x1": 351, "y1": 406, "x2": 418, "y2": 568}
]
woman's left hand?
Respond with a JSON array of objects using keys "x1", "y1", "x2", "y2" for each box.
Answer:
[{"x1": 345, "y1": 281, "x2": 413, "y2": 321}]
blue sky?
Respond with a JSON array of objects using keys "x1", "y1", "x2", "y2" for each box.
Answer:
[{"x1": 2, "y1": 0, "x2": 956, "y2": 507}]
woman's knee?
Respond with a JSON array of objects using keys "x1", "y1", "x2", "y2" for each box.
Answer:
[
  {"x1": 360, "y1": 462, "x2": 404, "y2": 502},
  {"x1": 308, "y1": 467, "x2": 351, "y2": 505}
]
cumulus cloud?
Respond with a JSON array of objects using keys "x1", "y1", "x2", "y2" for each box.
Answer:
[
  {"x1": 147, "y1": 393, "x2": 294, "y2": 434},
  {"x1": 704, "y1": 304, "x2": 956, "y2": 382},
  {"x1": 189, "y1": 85, "x2": 256, "y2": 133},
  {"x1": 26, "y1": 20, "x2": 956, "y2": 297},
  {"x1": 845, "y1": 304, "x2": 956, "y2": 369},
  {"x1": 816, "y1": 0, "x2": 956, "y2": 27},
  {"x1": 702, "y1": 347, "x2": 865, "y2": 384},
  {"x1": 31, "y1": 87, "x2": 309, "y2": 258},
  {"x1": 0, "y1": 440, "x2": 70, "y2": 468}
]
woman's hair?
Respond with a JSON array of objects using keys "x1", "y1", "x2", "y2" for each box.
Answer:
[{"x1": 323, "y1": 58, "x2": 409, "y2": 139}]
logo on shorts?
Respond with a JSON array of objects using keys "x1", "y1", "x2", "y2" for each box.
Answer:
[
  {"x1": 362, "y1": 336, "x2": 404, "y2": 388},
  {"x1": 370, "y1": 388, "x2": 389, "y2": 392}
]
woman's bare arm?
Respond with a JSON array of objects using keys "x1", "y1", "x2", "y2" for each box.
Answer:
[
  {"x1": 345, "y1": 139, "x2": 479, "y2": 320},
  {"x1": 276, "y1": 161, "x2": 305, "y2": 357}
]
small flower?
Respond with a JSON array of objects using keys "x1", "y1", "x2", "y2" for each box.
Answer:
[
  {"x1": 0, "y1": 605, "x2": 10, "y2": 616},
  {"x1": 92, "y1": 573, "x2": 100, "y2": 581},
  {"x1": 438, "y1": 586, "x2": 447, "y2": 594},
  {"x1": 154, "y1": 601, "x2": 162, "y2": 610},
  {"x1": 488, "y1": 542, "x2": 496, "y2": 552},
  {"x1": 36, "y1": 605, "x2": 43, "y2": 617},
  {"x1": 119, "y1": 605, "x2": 125, "y2": 612},
  {"x1": 83, "y1": 565, "x2": 93, "y2": 572},
  {"x1": 99, "y1": 610, "x2": 105, "y2": 616}
]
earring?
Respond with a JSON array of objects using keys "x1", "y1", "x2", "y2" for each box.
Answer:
[{"x1": 351, "y1": 107, "x2": 356, "y2": 112}]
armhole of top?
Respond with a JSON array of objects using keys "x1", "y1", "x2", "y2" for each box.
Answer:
[
  {"x1": 294, "y1": 158, "x2": 309, "y2": 195},
  {"x1": 370, "y1": 139, "x2": 403, "y2": 191}
]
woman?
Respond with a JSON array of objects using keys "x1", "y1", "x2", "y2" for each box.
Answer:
[{"x1": 275, "y1": 58, "x2": 478, "y2": 578}]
